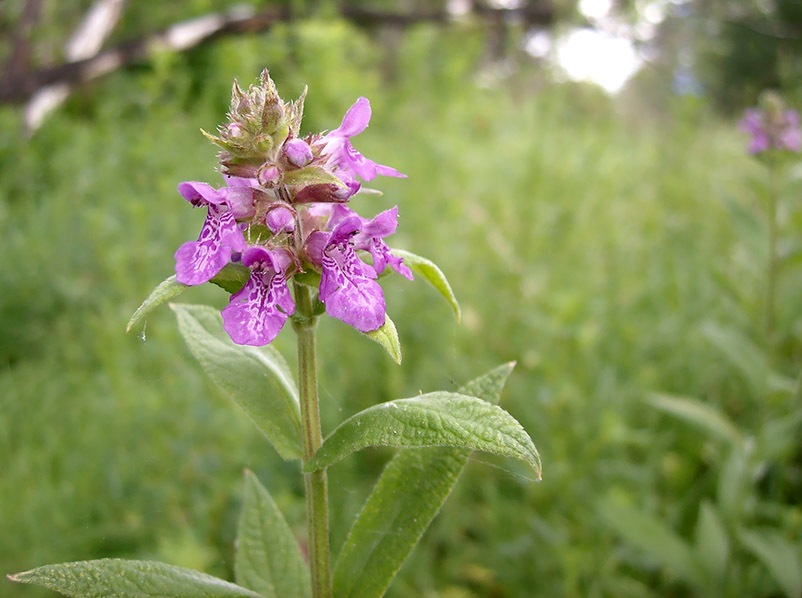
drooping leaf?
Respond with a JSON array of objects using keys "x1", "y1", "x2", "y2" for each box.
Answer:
[
  {"x1": 333, "y1": 363, "x2": 516, "y2": 598},
  {"x1": 645, "y1": 392, "x2": 743, "y2": 448},
  {"x1": 701, "y1": 322, "x2": 768, "y2": 398},
  {"x1": 391, "y1": 249, "x2": 461, "y2": 322},
  {"x1": 694, "y1": 501, "x2": 729, "y2": 587},
  {"x1": 235, "y1": 471, "x2": 311, "y2": 598},
  {"x1": 598, "y1": 499, "x2": 703, "y2": 587},
  {"x1": 127, "y1": 275, "x2": 188, "y2": 333},
  {"x1": 126, "y1": 264, "x2": 253, "y2": 334},
  {"x1": 361, "y1": 314, "x2": 402, "y2": 364},
  {"x1": 305, "y1": 390, "x2": 540, "y2": 475},
  {"x1": 716, "y1": 447, "x2": 750, "y2": 522},
  {"x1": 739, "y1": 528, "x2": 802, "y2": 598},
  {"x1": 172, "y1": 304, "x2": 302, "y2": 460},
  {"x1": 8, "y1": 559, "x2": 261, "y2": 598}
]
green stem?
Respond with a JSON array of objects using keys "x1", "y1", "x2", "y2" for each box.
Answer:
[
  {"x1": 292, "y1": 281, "x2": 331, "y2": 598},
  {"x1": 766, "y1": 161, "x2": 779, "y2": 356}
]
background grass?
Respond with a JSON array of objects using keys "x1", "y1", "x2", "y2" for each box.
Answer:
[{"x1": 2, "y1": 18, "x2": 801, "y2": 598}]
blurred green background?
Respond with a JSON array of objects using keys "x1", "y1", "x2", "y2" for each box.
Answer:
[{"x1": 2, "y1": 1, "x2": 801, "y2": 597}]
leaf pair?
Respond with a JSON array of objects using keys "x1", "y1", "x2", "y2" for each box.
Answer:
[
  {"x1": 168, "y1": 305, "x2": 540, "y2": 481},
  {"x1": 9, "y1": 365, "x2": 534, "y2": 598}
]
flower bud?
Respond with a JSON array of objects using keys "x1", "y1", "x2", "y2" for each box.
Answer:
[
  {"x1": 257, "y1": 164, "x2": 281, "y2": 188},
  {"x1": 283, "y1": 138, "x2": 313, "y2": 167},
  {"x1": 226, "y1": 122, "x2": 246, "y2": 139},
  {"x1": 226, "y1": 187, "x2": 257, "y2": 220},
  {"x1": 266, "y1": 205, "x2": 296, "y2": 234}
]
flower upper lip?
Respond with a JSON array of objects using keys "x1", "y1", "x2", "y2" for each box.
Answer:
[{"x1": 319, "y1": 97, "x2": 407, "y2": 184}]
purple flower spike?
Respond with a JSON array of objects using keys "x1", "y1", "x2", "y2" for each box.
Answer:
[
  {"x1": 780, "y1": 110, "x2": 802, "y2": 151},
  {"x1": 317, "y1": 217, "x2": 386, "y2": 332},
  {"x1": 739, "y1": 106, "x2": 802, "y2": 154},
  {"x1": 175, "y1": 182, "x2": 246, "y2": 285},
  {"x1": 222, "y1": 247, "x2": 295, "y2": 346},
  {"x1": 321, "y1": 97, "x2": 407, "y2": 183}
]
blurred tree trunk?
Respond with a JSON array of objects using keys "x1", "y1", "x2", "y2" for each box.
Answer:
[
  {"x1": 1, "y1": 0, "x2": 554, "y2": 127},
  {"x1": 3, "y1": 0, "x2": 44, "y2": 89}
]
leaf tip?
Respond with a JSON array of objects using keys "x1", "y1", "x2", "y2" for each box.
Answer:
[{"x1": 7, "y1": 570, "x2": 32, "y2": 584}]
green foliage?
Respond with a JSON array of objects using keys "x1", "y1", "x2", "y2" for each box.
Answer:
[
  {"x1": 305, "y1": 391, "x2": 540, "y2": 474},
  {"x1": 739, "y1": 528, "x2": 802, "y2": 598},
  {"x1": 172, "y1": 304, "x2": 302, "y2": 460},
  {"x1": 9, "y1": 560, "x2": 261, "y2": 598},
  {"x1": 127, "y1": 275, "x2": 188, "y2": 334},
  {"x1": 333, "y1": 363, "x2": 515, "y2": 598},
  {"x1": 361, "y1": 314, "x2": 402, "y2": 364},
  {"x1": 235, "y1": 471, "x2": 311, "y2": 598},
  {"x1": 392, "y1": 249, "x2": 461, "y2": 322},
  {"x1": 2, "y1": 9, "x2": 802, "y2": 598}
]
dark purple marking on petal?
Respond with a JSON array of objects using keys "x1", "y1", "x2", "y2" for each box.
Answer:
[
  {"x1": 174, "y1": 205, "x2": 245, "y2": 285},
  {"x1": 222, "y1": 249, "x2": 295, "y2": 346},
  {"x1": 319, "y1": 241, "x2": 385, "y2": 332}
]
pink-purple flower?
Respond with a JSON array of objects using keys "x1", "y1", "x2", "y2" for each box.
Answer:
[
  {"x1": 309, "y1": 215, "x2": 387, "y2": 332},
  {"x1": 739, "y1": 107, "x2": 801, "y2": 155},
  {"x1": 174, "y1": 181, "x2": 247, "y2": 286},
  {"x1": 173, "y1": 73, "x2": 412, "y2": 347},
  {"x1": 319, "y1": 97, "x2": 407, "y2": 190},
  {"x1": 222, "y1": 247, "x2": 295, "y2": 346}
]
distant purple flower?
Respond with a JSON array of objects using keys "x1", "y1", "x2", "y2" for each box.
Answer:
[
  {"x1": 307, "y1": 215, "x2": 386, "y2": 332},
  {"x1": 174, "y1": 181, "x2": 246, "y2": 285},
  {"x1": 222, "y1": 247, "x2": 295, "y2": 346},
  {"x1": 739, "y1": 107, "x2": 801, "y2": 154},
  {"x1": 320, "y1": 97, "x2": 406, "y2": 187}
]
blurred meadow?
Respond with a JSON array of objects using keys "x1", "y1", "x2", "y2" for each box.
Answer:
[{"x1": 2, "y1": 1, "x2": 802, "y2": 597}]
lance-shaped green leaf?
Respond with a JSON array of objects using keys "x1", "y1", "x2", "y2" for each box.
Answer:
[
  {"x1": 8, "y1": 559, "x2": 262, "y2": 598},
  {"x1": 127, "y1": 275, "x2": 188, "y2": 333},
  {"x1": 172, "y1": 304, "x2": 302, "y2": 460},
  {"x1": 235, "y1": 471, "x2": 311, "y2": 598},
  {"x1": 333, "y1": 363, "x2": 516, "y2": 598},
  {"x1": 126, "y1": 264, "x2": 252, "y2": 334},
  {"x1": 392, "y1": 249, "x2": 461, "y2": 322},
  {"x1": 645, "y1": 392, "x2": 743, "y2": 448},
  {"x1": 361, "y1": 314, "x2": 402, "y2": 364},
  {"x1": 305, "y1": 390, "x2": 540, "y2": 474},
  {"x1": 739, "y1": 528, "x2": 802, "y2": 598}
]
